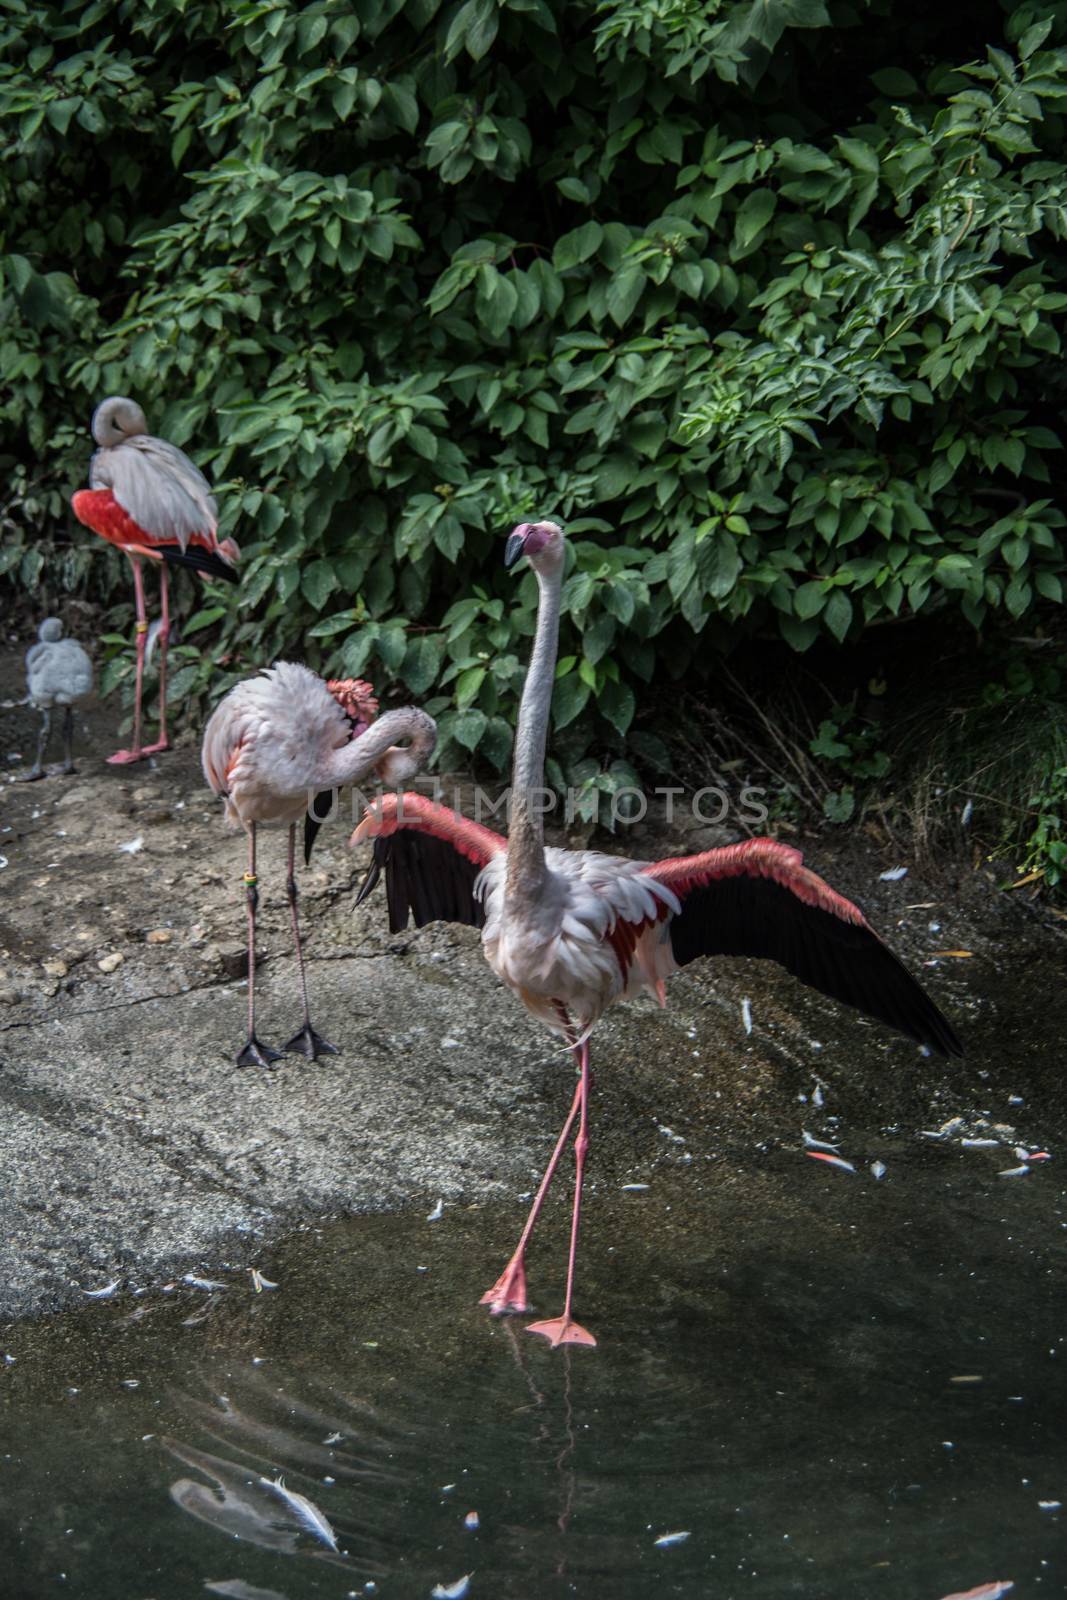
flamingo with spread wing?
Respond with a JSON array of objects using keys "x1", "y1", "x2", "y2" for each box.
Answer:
[{"x1": 352, "y1": 520, "x2": 962, "y2": 1347}]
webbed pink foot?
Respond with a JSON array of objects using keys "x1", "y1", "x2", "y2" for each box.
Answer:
[
  {"x1": 525, "y1": 1315, "x2": 597, "y2": 1349},
  {"x1": 479, "y1": 1256, "x2": 530, "y2": 1315},
  {"x1": 106, "y1": 748, "x2": 146, "y2": 765}
]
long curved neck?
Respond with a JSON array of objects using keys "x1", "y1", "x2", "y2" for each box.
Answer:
[
  {"x1": 507, "y1": 563, "x2": 563, "y2": 898},
  {"x1": 318, "y1": 707, "x2": 435, "y2": 790}
]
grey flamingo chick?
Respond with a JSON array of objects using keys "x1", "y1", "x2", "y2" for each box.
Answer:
[
  {"x1": 23, "y1": 619, "x2": 93, "y2": 780},
  {"x1": 352, "y1": 520, "x2": 962, "y2": 1348},
  {"x1": 71, "y1": 397, "x2": 239, "y2": 766},
  {"x1": 203, "y1": 663, "x2": 436, "y2": 1067}
]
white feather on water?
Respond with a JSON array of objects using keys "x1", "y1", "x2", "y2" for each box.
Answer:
[
  {"x1": 431, "y1": 1575, "x2": 471, "y2": 1599},
  {"x1": 259, "y1": 1475, "x2": 340, "y2": 1553}
]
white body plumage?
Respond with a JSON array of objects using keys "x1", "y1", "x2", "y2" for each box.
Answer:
[
  {"x1": 202, "y1": 662, "x2": 355, "y2": 829},
  {"x1": 478, "y1": 850, "x2": 680, "y2": 1037}
]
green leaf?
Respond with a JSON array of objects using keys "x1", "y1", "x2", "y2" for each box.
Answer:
[
  {"x1": 401, "y1": 634, "x2": 445, "y2": 694},
  {"x1": 823, "y1": 788, "x2": 856, "y2": 824},
  {"x1": 476, "y1": 267, "x2": 518, "y2": 338},
  {"x1": 583, "y1": 613, "x2": 616, "y2": 664},
  {"x1": 793, "y1": 581, "x2": 826, "y2": 621},
  {"x1": 452, "y1": 707, "x2": 488, "y2": 749},
  {"x1": 733, "y1": 189, "x2": 777, "y2": 254},
  {"x1": 700, "y1": 531, "x2": 742, "y2": 600},
  {"x1": 870, "y1": 67, "x2": 918, "y2": 95},
  {"x1": 557, "y1": 176, "x2": 591, "y2": 203},
  {"x1": 823, "y1": 590, "x2": 853, "y2": 641},
  {"x1": 183, "y1": 605, "x2": 227, "y2": 634},
  {"x1": 445, "y1": 0, "x2": 500, "y2": 60},
  {"x1": 598, "y1": 678, "x2": 635, "y2": 736},
  {"x1": 836, "y1": 136, "x2": 879, "y2": 174},
  {"x1": 553, "y1": 672, "x2": 591, "y2": 729},
  {"x1": 554, "y1": 221, "x2": 603, "y2": 271},
  {"x1": 455, "y1": 664, "x2": 487, "y2": 707},
  {"x1": 302, "y1": 560, "x2": 339, "y2": 611},
  {"x1": 605, "y1": 267, "x2": 644, "y2": 327}
]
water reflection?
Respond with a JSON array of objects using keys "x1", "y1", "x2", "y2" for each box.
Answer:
[
  {"x1": 1, "y1": 1154, "x2": 1064, "y2": 1598},
  {"x1": 205, "y1": 1582, "x2": 292, "y2": 1600}
]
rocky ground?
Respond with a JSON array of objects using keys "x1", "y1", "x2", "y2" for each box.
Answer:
[{"x1": 1, "y1": 643, "x2": 1063, "y2": 1322}]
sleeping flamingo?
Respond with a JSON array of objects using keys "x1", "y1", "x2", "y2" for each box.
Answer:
[
  {"x1": 71, "y1": 397, "x2": 239, "y2": 765},
  {"x1": 203, "y1": 664, "x2": 436, "y2": 1067},
  {"x1": 352, "y1": 520, "x2": 962, "y2": 1348}
]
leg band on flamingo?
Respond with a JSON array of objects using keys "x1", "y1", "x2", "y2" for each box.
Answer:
[
  {"x1": 107, "y1": 556, "x2": 150, "y2": 765},
  {"x1": 236, "y1": 822, "x2": 283, "y2": 1070},
  {"x1": 138, "y1": 564, "x2": 171, "y2": 757}
]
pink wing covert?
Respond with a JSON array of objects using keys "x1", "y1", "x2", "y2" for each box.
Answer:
[{"x1": 353, "y1": 793, "x2": 506, "y2": 930}]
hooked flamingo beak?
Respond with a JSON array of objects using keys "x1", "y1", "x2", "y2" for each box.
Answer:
[{"x1": 504, "y1": 526, "x2": 530, "y2": 568}]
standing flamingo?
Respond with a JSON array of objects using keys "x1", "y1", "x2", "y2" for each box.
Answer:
[
  {"x1": 23, "y1": 618, "x2": 94, "y2": 780},
  {"x1": 202, "y1": 663, "x2": 436, "y2": 1067},
  {"x1": 352, "y1": 520, "x2": 962, "y2": 1348},
  {"x1": 71, "y1": 396, "x2": 239, "y2": 765}
]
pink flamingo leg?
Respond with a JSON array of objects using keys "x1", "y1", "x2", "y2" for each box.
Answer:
[
  {"x1": 236, "y1": 822, "x2": 283, "y2": 1069},
  {"x1": 526, "y1": 1039, "x2": 597, "y2": 1348},
  {"x1": 140, "y1": 564, "x2": 171, "y2": 757},
  {"x1": 107, "y1": 555, "x2": 149, "y2": 764},
  {"x1": 480, "y1": 1071, "x2": 583, "y2": 1316},
  {"x1": 282, "y1": 822, "x2": 339, "y2": 1061}
]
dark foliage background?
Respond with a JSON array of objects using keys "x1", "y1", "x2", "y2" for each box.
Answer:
[{"x1": 2, "y1": 0, "x2": 1066, "y2": 870}]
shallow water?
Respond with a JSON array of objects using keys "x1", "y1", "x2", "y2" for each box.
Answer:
[{"x1": 1, "y1": 1143, "x2": 1063, "y2": 1600}]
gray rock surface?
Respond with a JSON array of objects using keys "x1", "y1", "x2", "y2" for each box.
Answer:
[{"x1": 1, "y1": 655, "x2": 1062, "y2": 1320}]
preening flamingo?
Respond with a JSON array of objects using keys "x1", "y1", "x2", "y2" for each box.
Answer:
[
  {"x1": 202, "y1": 663, "x2": 436, "y2": 1067},
  {"x1": 71, "y1": 397, "x2": 239, "y2": 766},
  {"x1": 23, "y1": 619, "x2": 93, "y2": 780},
  {"x1": 352, "y1": 520, "x2": 962, "y2": 1348}
]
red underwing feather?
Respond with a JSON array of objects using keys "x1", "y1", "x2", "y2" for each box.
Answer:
[{"x1": 71, "y1": 488, "x2": 237, "y2": 576}]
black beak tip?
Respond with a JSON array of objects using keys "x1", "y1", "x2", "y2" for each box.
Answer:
[{"x1": 504, "y1": 530, "x2": 526, "y2": 569}]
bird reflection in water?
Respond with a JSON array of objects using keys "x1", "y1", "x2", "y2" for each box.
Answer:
[{"x1": 161, "y1": 1373, "x2": 401, "y2": 1585}]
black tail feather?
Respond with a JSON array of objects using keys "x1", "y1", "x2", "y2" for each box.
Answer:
[
  {"x1": 304, "y1": 789, "x2": 337, "y2": 865},
  {"x1": 160, "y1": 543, "x2": 239, "y2": 584}
]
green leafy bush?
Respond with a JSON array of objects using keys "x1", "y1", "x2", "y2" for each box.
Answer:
[{"x1": 2, "y1": 0, "x2": 1066, "y2": 775}]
